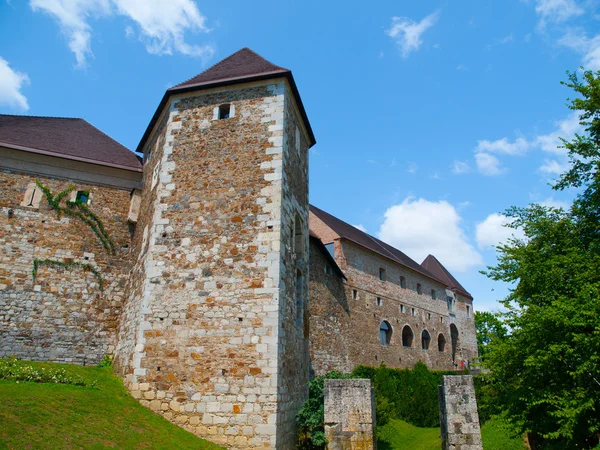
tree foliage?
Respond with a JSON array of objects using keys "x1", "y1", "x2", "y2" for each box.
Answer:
[
  {"x1": 482, "y1": 69, "x2": 600, "y2": 449},
  {"x1": 474, "y1": 311, "x2": 507, "y2": 360}
]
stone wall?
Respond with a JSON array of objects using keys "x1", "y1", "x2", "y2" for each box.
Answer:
[
  {"x1": 309, "y1": 232, "x2": 478, "y2": 374},
  {"x1": 438, "y1": 375, "x2": 482, "y2": 450},
  {"x1": 324, "y1": 379, "x2": 376, "y2": 450},
  {"x1": 114, "y1": 79, "x2": 309, "y2": 449},
  {"x1": 0, "y1": 170, "x2": 133, "y2": 364}
]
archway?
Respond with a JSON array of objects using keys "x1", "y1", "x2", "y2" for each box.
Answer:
[
  {"x1": 438, "y1": 334, "x2": 446, "y2": 352},
  {"x1": 450, "y1": 324, "x2": 459, "y2": 364},
  {"x1": 402, "y1": 325, "x2": 414, "y2": 348},
  {"x1": 379, "y1": 321, "x2": 392, "y2": 345}
]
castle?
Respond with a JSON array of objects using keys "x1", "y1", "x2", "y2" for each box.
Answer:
[{"x1": 0, "y1": 48, "x2": 477, "y2": 449}]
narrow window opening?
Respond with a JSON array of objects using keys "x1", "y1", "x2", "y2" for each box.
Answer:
[
  {"x1": 400, "y1": 276, "x2": 406, "y2": 288},
  {"x1": 417, "y1": 283, "x2": 422, "y2": 295},
  {"x1": 376, "y1": 297, "x2": 382, "y2": 307},
  {"x1": 431, "y1": 289, "x2": 436, "y2": 299},
  {"x1": 218, "y1": 104, "x2": 231, "y2": 119},
  {"x1": 402, "y1": 325, "x2": 414, "y2": 348},
  {"x1": 352, "y1": 289, "x2": 358, "y2": 300},
  {"x1": 412, "y1": 307, "x2": 416, "y2": 317},
  {"x1": 379, "y1": 268, "x2": 386, "y2": 281},
  {"x1": 27, "y1": 188, "x2": 37, "y2": 206},
  {"x1": 293, "y1": 214, "x2": 305, "y2": 258},
  {"x1": 400, "y1": 304, "x2": 405, "y2": 314},
  {"x1": 427, "y1": 313, "x2": 431, "y2": 320},
  {"x1": 466, "y1": 305, "x2": 471, "y2": 318},
  {"x1": 421, "y1": 330, "x2": 431, "y2": 350},
  {"x1": 438, "y1": 334, "x2": 446, "y2": 352}
]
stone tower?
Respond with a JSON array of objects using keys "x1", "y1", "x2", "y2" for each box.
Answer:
[{"x1": 114, "y1": 48, "x2": 315, "y2": 449}]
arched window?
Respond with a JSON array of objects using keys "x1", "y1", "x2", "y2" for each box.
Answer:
[
  {"x1": 421, "y1": 330, "x2": 431, "y2": 350},
  {"x1": 438, "y1": 334, "x2": 446, "y2": 352},
  {"x1": 402, "y1": 325, "x2": 414, "y2": 348},
  {"x1": 450, "y1": 324, "x2": 459, "y2": 363},
  {"x1": 380, "y1": 321, "x2": 392, "y2": 345}
]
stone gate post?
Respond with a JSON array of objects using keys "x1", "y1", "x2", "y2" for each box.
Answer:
[
  {"x1": 324, "y1": 379, "x2": 376, "y2": 450},
  {"x1": 438, "y1": 375, "x2": 483, "y2": 450}
]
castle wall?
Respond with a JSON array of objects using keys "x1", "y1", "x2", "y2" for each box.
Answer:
[
  {"x1": 0, "y1": 170, "x2": 133, "y2": 364},
  {"x1": 309, "y1": 238, "x2": 477, "y2": 375},
  {"x1": 115, "y1": 80, "x2": 309, "y2": 449}
]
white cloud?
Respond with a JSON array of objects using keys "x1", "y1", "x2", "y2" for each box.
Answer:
[
  {"x1": 407, "y1": 162, "x2": 418, "y2": 174},
  {"x1": 558, "y1": 32, "x2": 600, "y2": 70},
  {"x1": 30, "y1": 0, "x2": 213, "y2": 68},
  {"x1": 352, "y1": 224, "x2": 368, "y2": 233},
  {"x1": 378, "y1": 197, "x2": 483, "y2": 272},
  {"x1": 475, "y1": 152, "x2": 504, "y2": 176},
  {"x1": 386, "y1": 10, "x2": 440, "y2": 58},
  {"x1": 476, "y1": 213, "x2": 525, "y2": 249},
  {"x1": 451, "y1": 160, "x2": 470, "y2": 174},
  {"x1": 539, "y1": 158, "x2": 569, "y2": 174},
  {"x1": 534, "y1": 0, "x2": 584, "y2": 27},
  {"x1": 476, "y1": 137, "x2": 530, "y2": 156},
  {"x1": 535, "y1": 111, "x2": 581, "y2": 153},
  {"x1": 0, "y1": 57, "x2": 30, "y2": 111},
  {"x1": 539, "y1": 196, "x2": 570, "y2": 209}
]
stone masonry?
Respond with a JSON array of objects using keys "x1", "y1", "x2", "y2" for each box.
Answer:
[
  {"x1": 438, "y1": 375, "x2": 483, "y2": 450},
  {"x1": 113, "y1": 78, "x2": 311, "y2": 449},
  {"x1": 324, "y1": 379, "x2": 376, "y2": 450}
]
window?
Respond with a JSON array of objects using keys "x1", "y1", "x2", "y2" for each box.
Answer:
[
  {"x1": 402, "y1": 325, "x2": 414, "y2": 348},
  {"x1": 20, "y1": 183, "x2": 42, "y2": 208},
  {"x1": 411, "y1": 307, "x2": 416, "y2": 317},
  {"x1": 376, "y1": 297, "x2": 382, "y2": 307},
  {"x1": 293, "y1": 215, "x2": 305, "y2": 258},
  {"x1": 466, "y1": 305, "x2": 471, "y2": 318},
  {"x1": 421, "y1": 330, "x2": 431, "y2": 350},
  {"x1": 447, "y1": 296, "x2": 456, "y2": 314},
  {"x1": 218, "y1": 104, "x2": 231, "y2": 119},
  {"x1": 427, "y1": 313, "x2": 431, "y2": 320},
  {"x1": 380, "y1": 321, "x2": 392, "y2": 345},
  {"x1": 431, "y1": 289, "x2": 436, "y2": 300},
  {"x1": 379, "y1": 268, "x2": 386, "y2": 281},
  {"x1": 417, "y1": 283, "x2": 422, "y2": 295},
  {"x1": 400, "y1": 304, "x2": 405, "y2": 314},
  {"x1": 440, "y1": 316, "x2": 443, "y2": 324},
  {"x1": 438, "y1": 334, "x2": 446, "y2": 352},
  {"x1": 324, "y1": 265, "x2": 332, "y2": 275},
  {"x1": 75, "y1": 190, "x2": 89, "y2": 204},
  {"x1": 450, "y1": 324, "x2": 459, "y2": 363},
  {"x1": 352, "y1": 289, "x2": 358, "y2": 300},
  {"x1": 400, "y1": 276, "x2": 406, "y2": 288},
  {"x1": 324, "y1": 243, "x2": 335, "y2": 258}
]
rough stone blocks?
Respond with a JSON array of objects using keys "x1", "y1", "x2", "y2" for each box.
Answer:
[{"x1": 438, "y1": 375, "x2": 482, "y2": 450}]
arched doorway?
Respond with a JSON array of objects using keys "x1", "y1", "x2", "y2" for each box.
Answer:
[
  {"x1": 450, "y1": 324, "x2": 459, "y2": 364},
  {"x1": 402, "y1": 325, "x2": 414, "y2": 348},
  {"x1": 438, "y1": 334, "x2": 446, "y2": 352},
  {"x1": 380, "y1": 321, "x2": 392, "y2": 345},
  {"x1": 421, "y1": 330, "x2": 431, "y2": 350}
]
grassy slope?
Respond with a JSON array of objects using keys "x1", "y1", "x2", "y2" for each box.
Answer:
[
  {"x1": 377, "y1": 418, "x2": 526, "y2": 450},
  {"x1": 0, "y1": 360, "x2": 223, "y2": 450}
]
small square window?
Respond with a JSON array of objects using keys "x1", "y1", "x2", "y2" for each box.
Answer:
[
  {"x1": 376, "y1": 297, "x2": 383, "y2": 307},
  {"x1": 352, "y1": 289, "x2": 358, "y2": 300},
  {"x1": 76, "y1": 190, "x2": 89, "y2": 204},
  {"x1": 218, "y1": 104, "x2": 231, "y2": 119}
]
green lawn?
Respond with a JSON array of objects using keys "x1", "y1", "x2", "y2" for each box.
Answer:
[
  {"x1": 0, "y1": 359, "x2": 223, "y2": 450},
  {"x1": 377, "y1": 418, "x2": 526, "y2": 450}
]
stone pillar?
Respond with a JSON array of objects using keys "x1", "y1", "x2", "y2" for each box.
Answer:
[
  {"x1": 324, "y1": 379, "x2": 376, "y2": 450},
  {"x1": 438, "y1": 375, "x2": 483, "y2": 450}
]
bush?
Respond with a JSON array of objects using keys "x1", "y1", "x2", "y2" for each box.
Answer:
[{"x1": 0, "y1": 357, "x2": 93, "y2": 386}]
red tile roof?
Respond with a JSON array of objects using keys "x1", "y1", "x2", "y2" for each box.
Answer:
[
  {"x1": 421, "y1": 254, "x2": 472, "y2": 299},
  {"x1": 172, "y1": 47, "x2": 290, "y2": 90},
  {"x1": 137, "y1": 47, "x2": 315, "y2": 153},
  {"x1": 0, "y1": 114, "x2": 142, "y2": 172}
]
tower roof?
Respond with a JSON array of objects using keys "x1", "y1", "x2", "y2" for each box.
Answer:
[
  {"x1": 172, "y1": 47, "x2": 290, "y2": 90},
  {"x1": 0, "y1": 114, "x2": 141, "y2": 172},
  {"x1": 421, "y1": 254, "x2": 472, "y2": 299},
  {"x1": 137, "y1": 47, "x2": 315, "y2": 153}
]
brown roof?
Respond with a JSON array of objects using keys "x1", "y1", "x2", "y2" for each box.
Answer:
[
  {"x1": 173, "y1": 47, "x2": 290, "y2": 90},
  {"x1": 137, "y1": 47, "x2": 315, "y2": 153},
  {"x1": 0, "y1": 114, "x2": 142, "y2": 172},
  {"x1": 309, "y1": 204, "x2": 444, "y2": 284},
  {"x1": 421, "y1": 254, "x2": 472, "y2": 299}
]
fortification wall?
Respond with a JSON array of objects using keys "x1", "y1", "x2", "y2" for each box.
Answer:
[{"x1": 0, "y1": 170, "x2": 133, "y2": 364}]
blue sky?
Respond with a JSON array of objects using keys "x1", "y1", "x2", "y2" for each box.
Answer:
[{"x1": 1, "y1": 0, "x2": 599, "y2": 311}]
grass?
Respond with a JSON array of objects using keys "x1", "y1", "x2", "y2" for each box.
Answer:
[
  {"x1": 377, "y1": 418, "x2": 526, "y2": 450},
  {"x1": 0, "y1": 359, "x2": 223, "y2": 450}
]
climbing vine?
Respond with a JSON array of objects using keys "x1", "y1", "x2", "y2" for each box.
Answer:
[
  {"x1": 35, "y1": 181, "x2": 115, "y2": 254},
  {"x1": 32, "y1": 259, "x2": 104, "y2": 290}
]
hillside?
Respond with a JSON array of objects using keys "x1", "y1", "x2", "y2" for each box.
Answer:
[{"x1": 0, "y1": 358, "x2": 223, "y2": 450}]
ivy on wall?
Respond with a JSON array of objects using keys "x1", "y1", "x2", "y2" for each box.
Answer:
[
  {"x1": 32, "y1": 259, "x2": 104, "y2": 290},
  {"x1": 36, "y1": 181, "x2": 115, "y2": 254}
]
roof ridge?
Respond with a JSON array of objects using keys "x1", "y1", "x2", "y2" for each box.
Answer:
[
  {"x1": 82, "y1": 119, "x2": 139, "y2": 157},
  {"x1": 0, "y1": 113, "x2": 83, "y2": 121}
]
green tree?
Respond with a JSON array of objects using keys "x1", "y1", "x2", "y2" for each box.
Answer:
[
  {"x1": 482, "y1": 69, "x2": 600, "y2": 450},
  {"x1": 474, "y1": 311, "x2": 507, "y2": 360}
]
